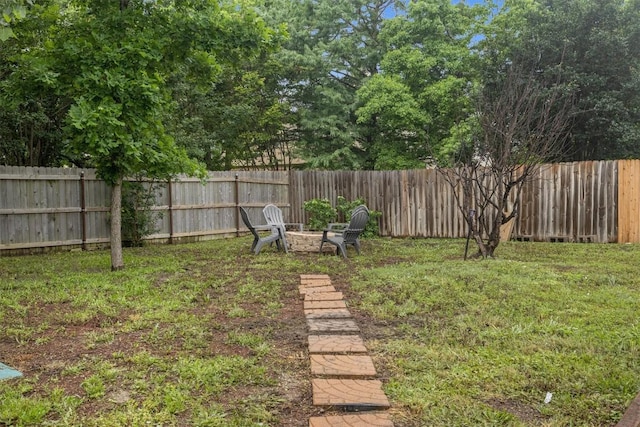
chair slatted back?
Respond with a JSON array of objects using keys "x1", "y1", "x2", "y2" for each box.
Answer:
[{"x1": 343, "y1": 209, "x2": 369, "y2": 243}]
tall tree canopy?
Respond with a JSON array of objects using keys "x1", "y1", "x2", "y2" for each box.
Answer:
[
  {"x1": 0, "y1": 0, "x2": 279, "y2": 269},
  {"x1": 2, "y1": 0, "x2": 639, "y2": 175},
  {"x1": 0, "y1": 0, "x2": 66, "y2": 166},
  {"x1": 358, "y1": 0, "x2": 486, "y2": 168},
  {"x1": 260, "y1": 0, "x2": 408, "y2": 170},
  {"x1": 481, "y1": 0, "x2": 640, "y2": 160}
]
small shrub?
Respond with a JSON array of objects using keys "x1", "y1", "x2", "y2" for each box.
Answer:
[
  {"x1": 304, "y1": 196, "x2": 381, "y2": 236},
  {"x1": 121, "y1": 181, "x2": 163, "y2": 247},
  {"x1": 303, "y1": 198, "x2": 336, "y2": 230},
  {"x1": 336, "y1": 196, "x2": 381, "y2": 237},
  {"x1": 336, "y1": 195, "x2": 363, "y2": 222}
]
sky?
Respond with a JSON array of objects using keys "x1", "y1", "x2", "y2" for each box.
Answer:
[
  {"x1": 383, "y1": 1, "x2": 504, "y2": 20},
  {"x1": 454, "y1": 0, "x2": 504, "y2": 4}
]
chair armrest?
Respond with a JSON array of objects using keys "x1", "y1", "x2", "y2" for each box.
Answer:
[
  {"x1": 254, "y1": 225, "x2": 276, "y2": 231},
  {"x1": 326, "y1": 222, "x2": 348, "y2": 231}
]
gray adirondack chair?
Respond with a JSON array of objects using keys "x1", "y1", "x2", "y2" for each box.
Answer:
[
  {"x1": 320, "y1": 206, "x2": 369, "y2": 258},
  {"x1": 239, "y1": 207, "x2": 283, "y2": 254},
  {"x1": 326, "y1": 205, "x2": 369, "y2": 232},
  {"x1": 262, "y1": 204, "x2": 303, "y2": 253}
]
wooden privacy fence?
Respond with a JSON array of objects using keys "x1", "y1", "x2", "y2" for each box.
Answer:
[
  {"x1": 0, "y1": 167, "x2": 289, "y2": 253},
  {"x1": 288, "y1": 160, "x2": 639, "y2": 243},
  {"x1": 1, "y1": 160, "x2": 639, "y2": 253}
]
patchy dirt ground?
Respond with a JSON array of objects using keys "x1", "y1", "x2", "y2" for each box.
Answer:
[{"x1": 0, "y1": 251, "x2": 376, "y2": 426}]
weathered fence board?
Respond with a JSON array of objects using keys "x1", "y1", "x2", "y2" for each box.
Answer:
[
  {"x1": 618, "y1": 159, "x2": 640, "y2": 243},
  {"x1": 0, "y1": 168, "x2": 290, "y2": 252},
  {"x1": 513, "y1": 161, "x2": 617, "y2": 242},
  {"x1": 1, "y1": 160, "x2": 638, "y2": 253}
]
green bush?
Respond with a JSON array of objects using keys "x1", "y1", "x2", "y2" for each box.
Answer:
[
  {"x1": 304, "y1": 196, "x2": 381, "y2": 237},
  {"x1": 121, "y1": 181, "x2": 163, "y2": 247},
  {"x1": 303, "y1": 198, "x2": 336, "y2": 230}
]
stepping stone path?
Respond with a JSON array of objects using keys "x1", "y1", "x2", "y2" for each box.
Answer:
[{"x1": 300, "y1": 274, "x2": 394, "y2": 427}]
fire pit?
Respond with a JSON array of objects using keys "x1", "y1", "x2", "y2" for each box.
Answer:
[{"x1": 286, "y1": 231, "x2": 336, "y2": 253}]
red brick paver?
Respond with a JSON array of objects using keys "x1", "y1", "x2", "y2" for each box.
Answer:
[
  {"x1": 307, "y1": 319, "x2": 360, "y2": 333},
  {"x1": 309, "y1": 413, "x2": 394, "y2": 427},
  {"x1": 308, "y1": 335, "x2": 367, "y2": 353},
  {"x1": 300, "y1": 279, "x2": 333, "y2": 287},
  {"x1": 312, "y1": 379, "x2": 390, "y2": 408},
  {"x1": 304, "y1": 300, "x2": 347, "y2": 310},
  {"x1": 305, "y1": 292, "x2": 344, "y2": 301},
  {"x1": 300, "y1": 274, "x2": 331, "y2": 280},
  {"x1": 305, "y1": 308, "x2": 352, "y2": 319},
  {"x1": 299, "y1": 285, "x2": 336, "y2": 295},
  {"x1": 310, "y1": 355, "x2": 377, "y2": 376}
]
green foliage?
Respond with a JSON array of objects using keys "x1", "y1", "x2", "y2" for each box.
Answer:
[
  {"x1": 3, "y1": 0, "x2": 639, "y2": 175},
  {"x1": 26, "y1": 0, "x2": 278, "y2": 268},
  {"x1": 121, "y1": 181, "x2": 163, "y2": 247},
  {"x1": 302, "y1": 198, "x2": 336, "y2": 230},
  {"x1": 480, "y1": 0, "x2": 640, "y2": 161},
  {"x1": 261, "y1": 0, "x2": 407, "y2": 170},
  {"x1": 0, "y1": 0, "x2": 67, "y2": 167},
  {"x1": 304, "y1": 196, "x2": 381, "y2": 236},
  {"x1": 54, "y1": 0, "x2": 208, "y2": 184},
  {"x1": 167, "y1": 14, "x2": 289, "y2": 171},
  {"x1": 81, "y1": 375, "x2": 105, "y2": 399},
  {"x1": 355, "y1": 74, "x2": 427, "y2": 170},
  {"x1": 336, "y1": 196, "x2": 381, "y2": 237},
  {"x1": 370, "y1": 0, "x2": 484, "y2": 168},
  {"x1": 0, "y1": 0, "x2": 27, "y2": 41}
]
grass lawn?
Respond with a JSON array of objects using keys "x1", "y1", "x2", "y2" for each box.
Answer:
[{"x1": 0, "y1": 237, "x2": 638, "y2": 426}]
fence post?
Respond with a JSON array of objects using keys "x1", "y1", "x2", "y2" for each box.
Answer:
[
  {"x1": 80, "y1": 171, "x2": 87, "y2": 251},
  {"x1": 168, "y1": 178, "x2": 174, "y2": 244},
  {"x1": 235, "y1": 173, "x2": 240, "y2": 237}
]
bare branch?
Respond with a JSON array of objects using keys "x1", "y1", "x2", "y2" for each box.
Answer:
[{"x1": 440, "y1": 62, "x2": 575, "y2": 258}]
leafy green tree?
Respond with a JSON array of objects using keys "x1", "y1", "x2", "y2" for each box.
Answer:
[
  {"x1": 0, "y1": 0, "x2": 29, "y2": 41},
  {"x1": 362, "y1": 0, "x2": 486, "y2": 168},
  {"x1": 36, "y1": 0, "x2": 277, "y2": 269},
  {"x1": 167, "y1": 48, "x2": 293, "y2": 171},
  {"x1": 121, "y1": 181, "x2": 162, "y2": 247},
  {"x1": 355, "y1": 74, "x2": 427, "y2": 169},
  {"x1": 261, "y1": 0, "x2": 406, "y2": 170},
  {"x1": 0, "y1": 0, "x2": 67, "y2": 166},
  {"x1": 481, "y1": 0, "x2": 640, "y2": 160}
]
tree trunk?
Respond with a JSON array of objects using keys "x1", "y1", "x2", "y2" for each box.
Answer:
[
  {"x1": 484, "y1": 210, "x2": 505, "y2": 258},
  {"x1": 110, "y1": 178, "x2": 125, "y2": 271}
]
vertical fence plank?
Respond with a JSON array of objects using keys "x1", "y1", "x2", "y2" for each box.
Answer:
[{"x1": 618, "y1": 159, "x2": 640, "y2": 243}]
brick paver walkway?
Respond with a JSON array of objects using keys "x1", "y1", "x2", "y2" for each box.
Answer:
[
  {"x1": 304, "y1": 300, "x2": 348, "y2": 310},
  {"x1": 312, "y1": 379, "x2": 390, "y2": 407},
  {"x1": 299, "y1": 285, "x2": 336, "y2": 294},
  {"x1": 308, "y1": 335, "x2": 367, "y2": 353},
  {"x1": 300, "y1": 274, "x2": 394, "y2": 426},
  {"x1": 616, "y1": 391, "x2": 640, "y2": 427},
  {"x1": 308, "y1": 413, "x2": 394, "y2": 427},
  {"x1": 305, "y1": 292, "x2": 345, "y2": 301},
  {"x1": 310, "y1": 355, "x2": 377, "y2": 376},
  {"x1": 304, "y1": 308, "x2": 352, "y2": 319},
  {"x1": 307, "y1": 319, "x2": 360, "y2": 333}
]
